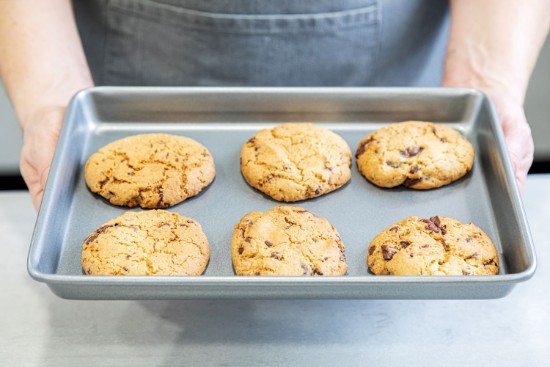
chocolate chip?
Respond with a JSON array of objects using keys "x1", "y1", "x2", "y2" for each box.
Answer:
[
  {"x1": 245, "y1": 237, "x2": 252, "y2": 243},
  {"x1": 271, "y1": 252, "x2": 282, "y2": 260},
  {"x1": 179, "y1": 223, "x2": 188, "y2": 228},
  {"x1": 84, "y1": 225, "x2": 112, "y2": 244},
  {"x1": 389, "y1": 226, "x2": 399, "y2": 232},
  {"x1": 127, "y1": 172, "x2": 135, "y2": 176},
  {"x1": 400, "y1": 241, "x2": 411, "y2": 248},
  {"x1": 201, "y1": 150, "x2": 208, "y2": 157},
  {"x1": 465, "y1": 236, "x2": 473, "y2": 243},
  {"x1": 247, "y1": 220, "x2": 254, "y2": 227},
  {"x1": 238, "y1": 246, "x2": 244, "y2": 255},
  {"x1": 265, "y1": 241, "x2": 273, "y2": 247},
  {"x1": 247, "y1": 137, "x2": 256, "y2": 144},
  {"x1": 99, "y1": 177, "x2": 109, "y2": 188},
  {"x1": 400, "y1": 146, "x2": 423, "y2": 158},
  {"x1": 126, "y1": 255, "x2": 131, "y2": 259},
  {"x1": 158, "y1": 190, "x2": 164, "y2": 207},
  {"x1": 382, "y1": 245, "x2": 397, "y2": 261},
  {"x1": 314, "y1": 187, "x2": 321, "y2": 195},
  {"x1": 484, "y1": 259, "x2": 496, "y2": 266},
  {"x1": 355, "y1": 137, "x2": 375, "y2": 158},
  {"x1": 123, "y1": 267, "x2": 129, "y2": 272},
  {"x1": 403, "y1": 178, "x2": 422, "y2": 187},
  {"x1": 440, "y1": 137, "x2": 448, "y2": 143},
  {"x1": 301, "y1": 262, "x2": 312, "y2": 275},
  {"x1": 313, "y1": 269, "x2": 323, "y2": 276},
  {"x1": 255, "y1": 272, "x2": 260, "y2": 276},
  {"x1": 368, "y1": 246, "x2": 376, "y2": 255},
  {"x1": 409, "y1": 165, "x2": 420, "y2": 174},
  {"x1": 84, "y1": 232, "x2": 99, "y2": 244},
  {"x1": 385, "y1": 161, "x2": 401, "y2": 168},
  {"x1": 421, "y1": 244, "x2": 430, "y2": 248},
  {"x1": 421, "y1": 216, "x2": 446, "y2": 234}
]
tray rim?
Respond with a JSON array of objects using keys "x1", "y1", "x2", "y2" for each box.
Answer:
[{"x1": 27, "y1": 86, "x2": 537, "y2": 297}]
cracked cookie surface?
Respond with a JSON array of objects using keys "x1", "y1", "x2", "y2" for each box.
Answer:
[
  {"x1": 367, "y1": 216, "x2": 499, "y2": 275},
  {"x1": 231, "y1": 206, "x2": 348, "y2": 276},
  {"x1": 82, "y1": 210, "x2": 210, "y2": 275},
  {"x1": 240, "y1": 123, "x2": 352, "y2": 202},
  {"x1": 355, "y1": 121, "x2": 474, "y2": 189},
  {"x1": 85, "y1": 133, "x2": 215, "y2": 208}
]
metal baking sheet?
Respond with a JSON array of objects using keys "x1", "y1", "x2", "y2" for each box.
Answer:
[{"x1": 27, "y1": 87, "x2": 536, "y2": 299}]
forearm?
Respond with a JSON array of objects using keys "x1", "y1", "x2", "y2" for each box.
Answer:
[
  {"x1": 0, "y1": 0, "x2": 93, "y2": 127},
  {"x1": 443, "y1": 0, "x2": 550, "y2": 103}
]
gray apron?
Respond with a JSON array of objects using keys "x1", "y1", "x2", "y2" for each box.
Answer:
[{"x1": 73, "y1": 0, "x2": 449, "y2": 87}]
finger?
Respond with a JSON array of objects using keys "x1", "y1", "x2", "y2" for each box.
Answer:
[
  {"x1": 499, "y1": 107, "x2": 533, "y2": 192},
  {"x1": 19, "y1": 106, "x2": 65, "y2": 210},
  {"x1": 19, "y1": 159, "x2": 44, "y2": 210}
]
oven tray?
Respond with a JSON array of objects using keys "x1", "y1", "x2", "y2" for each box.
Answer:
[{"x1": 27, "y1": 87, "x2": 536, "y2": 299}]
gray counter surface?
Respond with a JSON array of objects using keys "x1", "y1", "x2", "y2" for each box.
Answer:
[{"x1": 1, "y1": 175, "x2": 549, "y2": 366}]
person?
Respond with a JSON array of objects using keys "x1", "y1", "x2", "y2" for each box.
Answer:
[{"x1": 0, "y1": 0, "x2": 548, "y2": 209}]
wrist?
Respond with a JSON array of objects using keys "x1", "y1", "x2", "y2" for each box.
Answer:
[
  {"x1": 16, "y1": 73, "x2": 93, "y2": 130},
  {"x1": 442, "y1": 53, "x2": 527, "y2": 105}
]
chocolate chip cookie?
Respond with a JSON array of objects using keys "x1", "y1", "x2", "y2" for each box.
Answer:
[
  {"x1": 240, "y1": 123, "x2": 352, "y2": 202},
  {"x1": 355, "y1": 121, "x2": 474, "y2": 189},
  {"x1": 85, "y1": 133, "x2": 215, "y2": 208},
  {"x1": 82, "y1": 210, "x2": 210, "y2": 275},
  {"x1": 367, "y1": 216, "x2": 499, "y2": 275},
  {"x1": 231, "y1": 206, "x2": 348, "y2": 276}
]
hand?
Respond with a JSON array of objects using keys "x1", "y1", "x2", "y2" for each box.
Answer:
[
  {"x1": 19, "y1": 105, "x2": 65, "y2": 209},
  {"x1": 484, "y1": 90, "x2": 534, "y2": 192},
  {"x1": 443, "y1": 80, "x2": 533, "y2": 192}
]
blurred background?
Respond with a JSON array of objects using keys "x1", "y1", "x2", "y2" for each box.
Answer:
[{"x1": 0, "y1": 37, "x2": 548, "y2": 190}]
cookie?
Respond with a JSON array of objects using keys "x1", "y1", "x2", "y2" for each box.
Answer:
[
  {"x1": 355, "y1": 121, "x2": 474, "y2": 189},
  {"x1": 367, "y1": 216, "x2": 499, "y2": 275},
  {"x1": 240, "y1": 123, "x2": 352, "y2": 202},
  {"x1": 85, "y1": 133, "x2": 215, "y2": 208},
  {"x1": 82, "y1": 210, "x2": 210, "y2": 275},
  {"x1": 231, "y1": 206, "x2": 348, "y2": 276}
]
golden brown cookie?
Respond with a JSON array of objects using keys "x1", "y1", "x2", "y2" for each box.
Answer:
[
  {"x1": 82, "y1": 210, "x2": 210, "y2": 275},
  {"x1": 355, "y1": 121, "x2": 474, "y2": 189},
  {"x1": 231, "y1": 206, "x2": 348, "y2": 276},
  {"x1": 85, "y1": 133, "x2": 215, "y2": 208},
  {"x1": 367, "y1": 216, "x2": 499, "y2": 275},
  {"x1": 240, "y1": 123, "x2": 352, "y2": 202}
]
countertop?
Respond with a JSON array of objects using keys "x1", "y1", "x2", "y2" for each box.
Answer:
[{"x1": 1, "y1": 175, "x2": 549, "y2": 366}]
